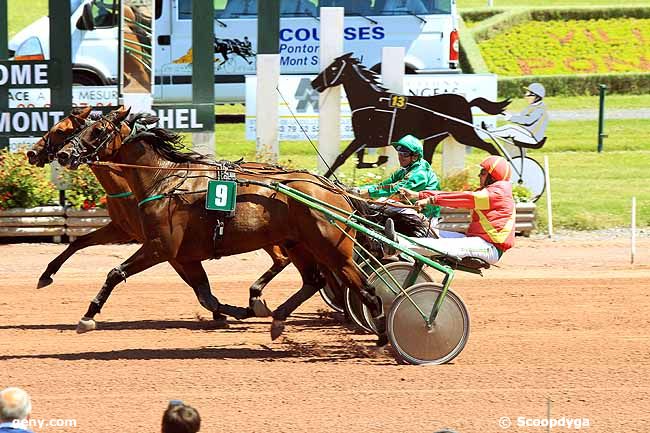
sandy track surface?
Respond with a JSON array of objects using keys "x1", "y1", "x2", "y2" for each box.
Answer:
[{"x1": 1, "y1": 237, "x2": 649, "y2": 433}]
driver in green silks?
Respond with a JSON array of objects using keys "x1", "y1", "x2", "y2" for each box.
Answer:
[{"x1": 357, "y1": 134, "x2": 441, "y2": 221}]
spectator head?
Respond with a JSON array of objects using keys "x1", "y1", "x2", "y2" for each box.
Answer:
[
  {"x1": 161, "y1": 401, "x2": 200, "y2": 433},
  {"x1": 0, "y1": 387, "x2": 32, "y2": 422}
]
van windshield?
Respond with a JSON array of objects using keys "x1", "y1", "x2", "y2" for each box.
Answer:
[
  {"x1": 178, "y1": 0, "x2": 452, "y2": 20},
  {"x1": 71, "y1": 0, "x2": 83, "y2": 11}
]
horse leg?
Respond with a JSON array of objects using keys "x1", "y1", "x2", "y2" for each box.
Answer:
[
  {"x1": 37, "y1": 222, "x2": 133, "y2": 289},
  {"x1": 168, "y1": 260, "x2": 229, "y2": 328},
  {"x1": 334, "y1": 259, "x2": 387, "y2": 346},
  {"x1": 249, "y1": 245, "x2": 291, "y2": 317},
  {"x1": 175, "y1": 260, "x2": 253, "y2": 321},
  {"x1": 324, "y1": 138, "x2": 363, "y2": 178},
  {"x1": 76, "y1": 244, "x2": 165, "y2": 333},
  {"x1": 355, "y1": 149, "x2": 389, "y2": 169},
  {"x1": 270, "y1": 244, "x2": 325, "y2": 340},
  {"x1": 422, "y1": 134, "x2": 448, "y2": 164}
]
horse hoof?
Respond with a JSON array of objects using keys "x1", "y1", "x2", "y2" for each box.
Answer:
[
  {"x1": 211, "y1": 312, "x2": 230, "y2": 329},
  {"x1": 36, "y1": 277, "x2": 54, "y2": 289},
  {"x1": 250, "y1": 298, "x2": 272, "y2": 317},
  {"x1": 76, "y1": 317, "x2": 96, "y2": 334},
  {"x1": 270, "y1": 319, "x2": 285, "y2": 341},
  {"x1": 376, "y1": 334, "x2": 389, "y2": 347}
]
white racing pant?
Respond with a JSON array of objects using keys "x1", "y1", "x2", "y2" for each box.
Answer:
[
  {"x1": 400, "y1": 235, "x2": 502, "y2": 265},
  {"x1": 484, "y1": 124, "x2": 537, "y2": 145}
]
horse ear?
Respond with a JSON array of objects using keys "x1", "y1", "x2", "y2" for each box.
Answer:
[
  {"x1": 79, "y1": 106, "x2": 92, "y2": 118},
  {"x1": 113, "y1": 106, "x2": 131, "y2": 125}
]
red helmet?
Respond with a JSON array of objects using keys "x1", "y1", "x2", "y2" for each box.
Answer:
[{"x1": 480, "y1": 156, "x2": 511, "y2": 181}]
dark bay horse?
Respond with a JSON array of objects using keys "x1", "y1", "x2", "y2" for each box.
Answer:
[
  {"x1": 27, "y1": 107, "x2": 293, "y2": 330},
  {"x1": 56, "y1": 107, "x2": 386, "y2": 344},
  {"x1": 311, "y1": 53, "x2": 511, "y2": 178}
]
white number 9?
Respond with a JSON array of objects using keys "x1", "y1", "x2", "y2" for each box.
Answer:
[{"x1": 213, "y1": 184, "x2": 228, "y2": 207}]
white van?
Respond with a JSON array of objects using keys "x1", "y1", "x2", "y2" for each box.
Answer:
[{"x1": 9, "y1": 0, "x2": 460, "y2": 104}]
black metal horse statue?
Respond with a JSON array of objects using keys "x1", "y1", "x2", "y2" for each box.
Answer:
[
  {"x1": 311, "y1": 53, "x2": 511, "y2": 178},
  {"x1": 214, "y1": 36, "x2": 255, "y2": 66}
]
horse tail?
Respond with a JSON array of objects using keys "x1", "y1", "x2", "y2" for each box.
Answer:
[{"x1": 469, "y1": 97, "x2": 511, "y2": 115}]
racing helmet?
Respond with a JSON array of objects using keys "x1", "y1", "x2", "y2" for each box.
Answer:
[
  {"x1": 525, "y1": 82, "x2": 545, "y2": 99},
  {"x1": 391, "y1": 134, "x2": 423, "y2": 157},
  {"x1": 480, "y1": 156, "x2": 511, "y2": 182}
]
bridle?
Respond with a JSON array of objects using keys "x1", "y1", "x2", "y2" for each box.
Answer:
[
  {"x1": 320, "y1": 59, "x2": 346, "y2": 88},
  {"x1": 65, "y1": 117, "x2": 123, "y2": 166},
  {"x1": 44, "y1": 116, "x2": 95, "y2": 162}
]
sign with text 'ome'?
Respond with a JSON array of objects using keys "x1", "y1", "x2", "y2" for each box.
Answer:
[
  {"x1": 0, "y1": 60, "x2": 62, "y2": 138},
  {"x1": 205, "y1": 180, "x2": 237, "y2": 212}
]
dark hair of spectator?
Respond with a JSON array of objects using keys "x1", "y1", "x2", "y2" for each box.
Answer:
[{"x1": 161, "y1": 404, "x2": 201, "y2": 433}]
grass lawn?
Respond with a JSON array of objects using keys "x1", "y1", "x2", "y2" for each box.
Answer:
[
  {"x1": 506, "y1": 94, "x2": 650, "y2": 112},
  {"x1": 7, "y1": 0, "x2": 47, "y2": 38}
]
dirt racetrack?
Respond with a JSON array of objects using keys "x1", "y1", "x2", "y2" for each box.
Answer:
[{"x1": 1, "y1": 234, "x2": 649, "y2": 433}]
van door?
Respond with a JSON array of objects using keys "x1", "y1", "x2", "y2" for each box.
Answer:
[
  {"x1": 153, "y1": 0, "x2": 173, "y2": 100},
  {"x1": 73, "y1": 0, "x2": 120, "y2": 84}
]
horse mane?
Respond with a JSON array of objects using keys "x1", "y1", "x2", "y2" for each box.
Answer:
[
  {"x1": 346, "y1": 56, "x2": 388, "y2": 92},
  {"x1": 124, "y1": 125, "x2": 218, "y2": 167}
]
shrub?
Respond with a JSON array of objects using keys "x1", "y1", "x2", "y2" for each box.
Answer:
[
  {"x1": 0, "y1": 149, "x2": 57, "y2": 210},
  {"x1": 60, "y1": 166, "x2": 107, "y2": 210},
  {"x1": 512, "y1": 184, "x2": 534, "y2": 203},
  {"x1": 440, "y1": 169, "x2": 479, "y2": 191},
  {"x1": 498, "y1": 73, "x2": 650, "y2": 97}
]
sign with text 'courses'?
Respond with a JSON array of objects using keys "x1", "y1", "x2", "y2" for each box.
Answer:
[{"x1": 245, "y1": 74, "x2": 497, "y2": 141}]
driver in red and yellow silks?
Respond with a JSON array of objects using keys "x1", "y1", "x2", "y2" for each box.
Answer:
[{"x1": 399, "y1": 156, "x2": 515, "y2": 264}]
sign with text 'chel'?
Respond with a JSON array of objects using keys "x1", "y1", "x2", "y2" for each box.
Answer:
[{"x1": 245, "y1": 74, "x2": 497, "y2": 141}]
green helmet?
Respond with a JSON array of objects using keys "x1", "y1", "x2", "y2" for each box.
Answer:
[{"x1": 391, "y1": 134, "x2": 423, "y2": 157}]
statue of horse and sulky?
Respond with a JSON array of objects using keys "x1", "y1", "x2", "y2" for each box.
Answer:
[{"x1": 311, "y1": 53, "x2": 511, "y2": 178}]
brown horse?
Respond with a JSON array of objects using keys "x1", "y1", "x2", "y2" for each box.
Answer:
[
  {"x1": 55, "y1": 107, "x2": 385, "y2": 344},
  {"x1": 27, "y1": 107, "x2": 294, "y2": 330}
]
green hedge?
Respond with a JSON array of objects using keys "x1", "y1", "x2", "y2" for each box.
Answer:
[
  {"x1": 458, "y1": 18, "x2": 489, "y2": 73},
  {"x1": 498, "y1": 73, "x2": 650, "y2": 98},
  {"x1": 529, "y1": 6, "x2": 650, "y2": 21},
  {"x1": 461, "y1": 6, "x2": 650, "y2": 95}
]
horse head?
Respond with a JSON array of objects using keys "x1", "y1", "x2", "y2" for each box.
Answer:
[
  {"x1": 311, "y1": 52, "x2": 356, "y2": 92},
  {"x1": 57, "y1": 106, "x2": 131, "y2": 169},
  {"x1": 26, "y1": 107, "x2": 93, "y2": 167}
]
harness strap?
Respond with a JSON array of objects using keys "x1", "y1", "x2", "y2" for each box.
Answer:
[
  {"x1": 106, "y1": 191, "x2": 133, "y2": 199},
  {"x1": 138, "y1": 194, "x2": 167, "y2": 207}
]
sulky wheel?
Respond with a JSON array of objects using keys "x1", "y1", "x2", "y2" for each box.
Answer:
[
  {"x1": 363, "y1": 262, "x2": 433, "y2": 333},
  {"x1": 509, "y1": 156, "x2": 545, "y2": 202},
  {"x1": 387, "y1": 283, "x2": 470, "y2": 365},
  {"x1": 344, "y1": 287, "x2": 373, "y2": 332},
  {"x1": 319, "y1": 283, "x2": 345, "y2": 313}
]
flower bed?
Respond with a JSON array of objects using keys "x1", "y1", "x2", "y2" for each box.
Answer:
[{"x1": 479, "y1": 18, "x2": 650, "y2": 76}]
